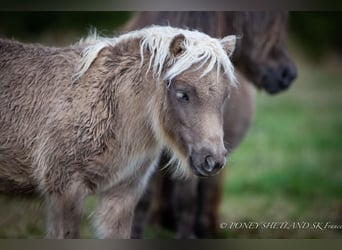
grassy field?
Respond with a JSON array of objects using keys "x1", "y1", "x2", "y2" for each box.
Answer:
[
  {"x1": 0, "y1": 20, "x2": 341, "y2": 238},
  {"x1": 219, "y1": 54, "x2": 342, "y2": 238}
]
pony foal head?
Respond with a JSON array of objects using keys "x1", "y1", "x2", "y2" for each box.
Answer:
[{"x1": 142, "y1": 27, "x2": 237, "y2": 177}]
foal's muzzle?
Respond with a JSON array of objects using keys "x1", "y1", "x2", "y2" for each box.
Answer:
[{"x1": 189, "y1": 147, "x2": 228, "y2": 177}]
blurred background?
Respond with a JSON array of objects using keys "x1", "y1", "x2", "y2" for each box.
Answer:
[{"x1": 0, "y1": 12, "x2": 341, "y2": 238}]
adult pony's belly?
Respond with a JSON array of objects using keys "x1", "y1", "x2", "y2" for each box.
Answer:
[{"x1": 223, "y1": 70, "x2": 255, "y2": 151}]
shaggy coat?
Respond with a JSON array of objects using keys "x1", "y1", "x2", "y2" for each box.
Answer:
[{"x1": 0, "y1": 26, "x2": 236, "y2": 238}]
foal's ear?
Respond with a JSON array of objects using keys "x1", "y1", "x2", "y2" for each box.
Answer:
[
  {"x1": 169, "y1": 34, "x2": 186, "y2": 57},
  {"x1": 220, "y1": 35, "x2": 236, "y2": 57}
]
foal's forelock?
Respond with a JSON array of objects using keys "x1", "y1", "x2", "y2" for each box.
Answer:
[{"x1": 73, "y1": 26, "x2": 236, "y2": 86}]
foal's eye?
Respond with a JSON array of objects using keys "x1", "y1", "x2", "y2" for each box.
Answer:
[{"x1": 176, "y1": 91, "x2": 189, "y2": 102}]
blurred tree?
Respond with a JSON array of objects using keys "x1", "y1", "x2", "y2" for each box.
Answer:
[
  {"x1": 289, "y1": 12, "x2": 342, "y2": 59},
  {"x1": 1, "y1": 12, "x2": 341, "y2": 59},
  {"x1": 0, "y1": 12, "x2": 132, "y2": 42}
]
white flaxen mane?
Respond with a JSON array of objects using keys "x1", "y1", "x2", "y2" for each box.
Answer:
[{"x1": 74, "y1": 25, "x2": 236, "y2": 85}]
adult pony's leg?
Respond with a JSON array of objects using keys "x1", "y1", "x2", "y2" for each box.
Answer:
[
  {"x1": 172, "y1": 176, "x2": 198, "y2": 238},
  {"x1": 45, "y1": 182, "x2": 88, "y2": 238},
  {"x1": 145, "y1": 170, "x2": 199, "y2": 238},
  {"x1": 152, "y1": 155, "x2": 198, "y2": 238},
  {"x1": 194, "y1": 172, "x2": 225, "y2": 237}
]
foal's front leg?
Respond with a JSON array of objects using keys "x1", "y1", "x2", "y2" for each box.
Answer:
[
  {"x1": 93, "y1": 188, "x2": 138, "y2": 238},
  {"x1": 45, "y1": 183, "x2": 87, "y2": 239},
  {"x1": 93, "y1": 161, "x2": 156, "y2": 239}
]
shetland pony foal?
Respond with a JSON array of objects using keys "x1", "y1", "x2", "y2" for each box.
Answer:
[{"x1": 0, "y1": 26, "x2": 236, "y2": 238}]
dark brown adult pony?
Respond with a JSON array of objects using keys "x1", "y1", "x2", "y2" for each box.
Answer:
[
  {"x1": 124, "y1": 12, "x2": 297, "y2": 238},
  {"x1": 124, "y1": 12, "x2": 297, "y2": 94}
]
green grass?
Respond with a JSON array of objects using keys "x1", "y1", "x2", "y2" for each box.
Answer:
[{"x1": 220, "y1": 55, "x2": 342, "y2": 238}]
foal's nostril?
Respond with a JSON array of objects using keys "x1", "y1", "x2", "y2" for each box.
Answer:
[
  {"x1": 215, "y1": 162, "x2": 224, "y2": 170},
  {"x1": 204, "y1": 155, "x2": 215, "y2": 172},
  {"x1": 204, "y1": 155, "x2": 225, "y2": 173}
]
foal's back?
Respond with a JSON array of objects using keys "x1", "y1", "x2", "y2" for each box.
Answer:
[{"x1": 0, "y1": 39, "x2": 80, "y2": 193}]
